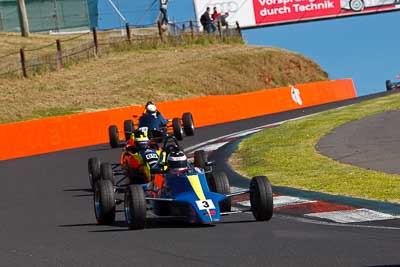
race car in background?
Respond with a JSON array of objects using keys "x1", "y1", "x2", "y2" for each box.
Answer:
[
  {"x1": 89, "y1": 136, "x2": 274, "y2": 230},
  {"x1": 341, "y1": 0, "x2": 400, "y2": 12},
  {"x1": 386, "y1": 79, "x2": 400, "y2": 91},
  {"x1": 108, "y1": 111, "x2": 195, "y2": 148}
]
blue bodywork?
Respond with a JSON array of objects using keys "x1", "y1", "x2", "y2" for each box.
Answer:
[
  {"x1": 149, "y1": 168, "x2": 226, "y2": 224},
  {"x1": 139, "y1": 113, "x2": 169, "y2": 130}
]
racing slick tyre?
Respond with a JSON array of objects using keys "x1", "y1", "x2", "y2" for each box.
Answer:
[
  {"x1": 88, "y1": 157, "x2": 101, "y2": 190},
  {"x1": 108, "y1": 125, "x2": 120, "y2": 148},
  {"x1": 123, "y1": 120, "x2": 134, "y2": 141},
  {"x1": 100, "y1": 162, "x2": 114, "y2": 185},
  {"x1": 349, "y1": 0, "x2": 364, "y2": 11},
  {"x1": 208, "y1": 172, "x2": 231, "y2": 212},
  {"x1": 249, "y1": 176, "x2": 273, "y2": 221},
  {"x1": 194, "y1": 150, "x2": 212, "y2": 174},
  {"x1": 124, "y1": 184, "x2": 146, "y2": 230},
  {"x1": 182, "y1": 112, "x2": 195, "y2": 136},
  {"x1": 94, "y1": 180, "x2": 116, "y2": 225},
  {"x1": 386, "y1": 80, "x2": 392, "y2": 91},
  {"x1": 172, "y1": 118, "x2": 183, "y2": 141},
  {"x1": 194, "y1": 150, "x2": 207, "y2": 169}
]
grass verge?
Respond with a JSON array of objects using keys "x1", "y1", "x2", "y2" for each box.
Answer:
[{"x1": 230, "y1": 93, "x2": 400, "y2": 203}]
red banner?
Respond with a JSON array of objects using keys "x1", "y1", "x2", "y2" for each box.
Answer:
[{"x1": 253, "y1": 0, "x2": 341, "y2": 24}]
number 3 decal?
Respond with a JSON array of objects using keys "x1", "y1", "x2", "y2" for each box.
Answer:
[{"x1": 196, "y1": 199, "x2": 215, "y2": 210}]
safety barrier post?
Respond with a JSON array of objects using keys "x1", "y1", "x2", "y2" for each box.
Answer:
[
  {"x1": 157, "y1": 20, "x2": 164, "y2": 42},
  {"x1": 19, "y1": 48, "x2": 27, "y2": 78},
  {"x1": 189, "y1": 20, "x2": 194, "y2": 39},
  {"x1": 126, "y1": 23, "x2": 131, "y2": 44},
  {"x1": 217, "y1": 21, "x2": 222, "y2": 40},
  {"x1": 56, "y1": 39, "x2": 63, "y2": 70},
  {"x1": 235, "y1": 21, "x2": 242, "y2": 39},
  {"x1": 182, "y1": 23, "x2": 186, "y2": 32},
  {"x1": 92, "y1": 27, "x2": 98, "y2": 57}
]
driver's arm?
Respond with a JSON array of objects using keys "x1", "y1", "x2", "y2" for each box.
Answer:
[{"x1": 158, "y1": 113, "x2": 168, "y2": 126}]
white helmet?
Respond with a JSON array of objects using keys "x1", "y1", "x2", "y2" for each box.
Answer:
[
  {"x1": 167, "y1": 151, "x2": 188, "y2": 172},
  {"x1": 146, "y1": 104, "x2": 157, "y2": 114}
]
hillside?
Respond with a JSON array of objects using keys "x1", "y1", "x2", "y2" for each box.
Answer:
[{"x1": 0, "y1": 41, "x2": 328, "y2": 123}]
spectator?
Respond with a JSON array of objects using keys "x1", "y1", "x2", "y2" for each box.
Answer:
[
  {"x1": 212, "y1": 7, "x2": 221, "y2": 20},
  {"x1": 159, "y1": 0, "x2": 168, "y2": 25},
  {"x1": 200, "y1": 7, "x2": 216, "y2": 33},
  {"x1": 216, "y1": 12, "x2": 229, "y2": 27}
]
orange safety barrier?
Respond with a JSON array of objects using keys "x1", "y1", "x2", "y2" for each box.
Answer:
[{"x1": 0, "y1": 79, "x2": 356, "y2": 160}]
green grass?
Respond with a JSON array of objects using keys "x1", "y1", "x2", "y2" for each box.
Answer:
[{"x1": 231, "y1": 93, "x2": 400, "y2": 203}]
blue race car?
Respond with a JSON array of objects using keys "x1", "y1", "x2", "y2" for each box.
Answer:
[
  {"x1": 108, "y1": 110, "x2": 195, "y2": 148},
  {"x1": 386, "y1": 80, "x2": 400, "y2": 91},
  {"x1": 92, "y1": 136, "x2": 274, "y2": 230}
]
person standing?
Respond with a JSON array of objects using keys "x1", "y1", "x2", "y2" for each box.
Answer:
[
  {"x1": 159, "y1": 0, "x2": 168, "y2": 25},
  {"x1": 200, "y1": 7, "x2": 216, "y2": 33}
]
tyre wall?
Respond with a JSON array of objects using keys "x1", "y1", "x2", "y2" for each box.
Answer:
[{"x1": 0, "y1": 79, "x2": 356, "y2": 160}]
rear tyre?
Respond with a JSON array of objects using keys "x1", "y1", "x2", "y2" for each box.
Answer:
[
  {"x1": 194, "y1": 149, "x2": 212, "y2": 175},
  {"x1": 208, "y1": 172, "x2": 231, "y2": 212},
  {"x1": 172, "y1": 118, "x2": 183, "y2": 141},
  {"x1": 94, "y1": 180, "x2": 115, "y2": 225},
  {"x1": 249, "y1": 176, "x2": 273, "y2": 221},
  {"x1": 194, "y1": 150, "x2": 207, "y2": 169},
  {"x1": 182, "y1": 112, "x2": 195, "y2": 136},
  {"x1": 124, "y1": 185, "x2": 146, "y2": 230},
  {"x1": 100, "y1": 162, "x2": 114, "y2": 185},
  {"x1": 124, "y1": 120, "x2": 134, "y2": 141},
  {"x1": 88, "y1": 157, "x2": 101, "y2": 189},
  {"x1": 386, "y1": 80, "x2": 392, "y2": 91},
  {"x1": 108, "y1": 125, "x2": 119, "y2": 148}
]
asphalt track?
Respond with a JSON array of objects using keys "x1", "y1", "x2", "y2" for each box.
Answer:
[
  {"x1": 318, "y1": 109, "x2": 400, "y2": 174},
  {"x1": 1, "y1": 91, "x2": 400, "y2": 266}
]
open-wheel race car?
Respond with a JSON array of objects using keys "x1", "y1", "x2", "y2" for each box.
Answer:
[
  {"x1": 108, "y1": 111, "x2": 194, "y2": 148},
  {"x1": 88, "y1": 136, "x2": 274, "y2": 230},
  {"x1": 386, "y1": 80, "x2": 400, "y2": 91}
]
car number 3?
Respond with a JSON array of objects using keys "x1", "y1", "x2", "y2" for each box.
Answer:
[{"x1": 196, "y1": 199, "x2": 215, "y2": 210}]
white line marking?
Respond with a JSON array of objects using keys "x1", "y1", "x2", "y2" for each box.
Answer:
[
  {"x1": 237, "y1": 196, "x2": 316, "y2": 208},
  {"x1": 185, "y1": 111, "x2": 327, "y2": 154},
  {"x1": 230, "y1": 186, "x2": 245, "y2": 193},
  {"x1": 305, "y1": 208, "x2": 400, "y2": 223},
  {"x1": 199, "y1": 142, "x2": 229, "y2": 152},
  {"x1": 236, "y1": 200, "x2": 251, "y2": 207},
  {"x1": 273, "y1": 196, "x2": 316, "y2": 208}
]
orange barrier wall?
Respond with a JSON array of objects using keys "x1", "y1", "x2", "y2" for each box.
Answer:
[{"x1": 0, "y1": 79, "x2": 356, "y2": 160}]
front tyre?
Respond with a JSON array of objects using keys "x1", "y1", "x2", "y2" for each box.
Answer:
[
  {"x1": 250, "y1": 176, "x2": 273, "y2": 221},
  {"x1": 108, "y1": 125, "x2": 120, "y2": 148},
  {"x1": 172, "y1": 118, "x2": 183, "y2": 141},
  {"x1": 208, "y1": 172, "x2": 231, "y2": 212},
  {"x1": 124, "y1": 185, "x2": 146, "y2": 230},
  {"x1": 94, "y1": 180, "x2": 116, "y2": 225},
  {"x1": 182, "y1": 112, "x2": 195, "y2": 136}
]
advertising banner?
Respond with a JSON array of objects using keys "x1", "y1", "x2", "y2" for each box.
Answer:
[{"x1": 193, "y1": 0, "x2": 400, "y2": 28}]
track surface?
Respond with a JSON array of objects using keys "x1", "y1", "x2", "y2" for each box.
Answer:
[
  {"x1": 1, "y1": 92, "x2": 400, "y2": 266},
  {"x1": 318, "y1": 109, "x2": 400, "y2": 174}
]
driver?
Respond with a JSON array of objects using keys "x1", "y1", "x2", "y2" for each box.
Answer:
[
  {"x1": 166, "y1": 150, "x2": 189, "y2": 173},
  {"x1": 138, "y1": 101, "x2": 169, "y2": 130},
  {"x1": 123, "y1": 130, "x2": 162, "y2": 183}
]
